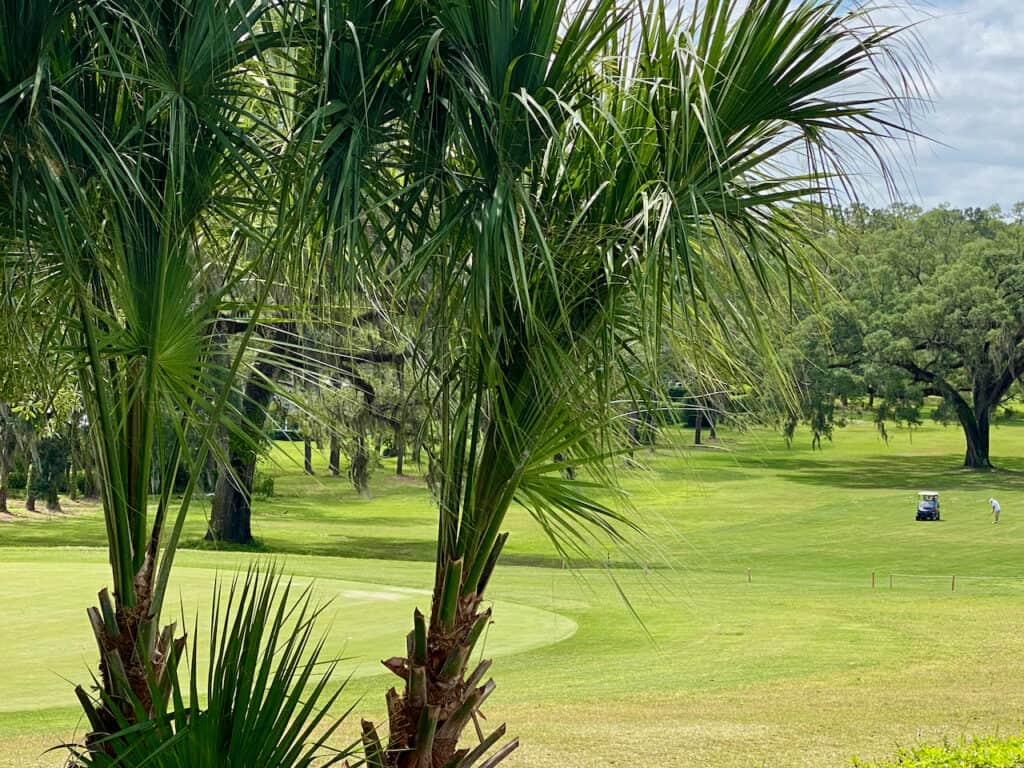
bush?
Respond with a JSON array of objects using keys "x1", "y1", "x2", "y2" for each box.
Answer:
[
  {"x1": 67, "y1": 567, "x2": 353, "y2": 767},
  {"x1": 7, "y1": 469, "x2": 26, "y2": 491},
  {"x1": 252, "y1": 471, "x2": 275, "y2": 499},
  {"x1": 852, "y1": 734, "x2": 1024, "y2": 768}
]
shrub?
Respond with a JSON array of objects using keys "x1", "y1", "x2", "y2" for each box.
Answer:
[
  {"x1": 7, "y1": 469, "x2": 26, "y2": 491},
  {"x1": 253, "y1": 471, "x2": 275, "y2": 499},
  {"x1": 852, "y1": 734, "x2": 1024, "y2": 768},
  {"x1": 68, "y1": 567, "x2": 353, "y2": 767}
]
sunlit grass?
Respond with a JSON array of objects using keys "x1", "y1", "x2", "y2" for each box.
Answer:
[{"x1": 4, "y1": 416, "x2": 1024, "y2": 766}]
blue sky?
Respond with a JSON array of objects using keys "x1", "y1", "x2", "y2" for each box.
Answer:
[{"x1": 868, "y1": 0, "x2": 1024, "y2": 211}]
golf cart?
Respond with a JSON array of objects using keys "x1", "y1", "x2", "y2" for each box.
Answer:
[{"x1": 916, "y1": 491, "x2": 941, "y2": 521}]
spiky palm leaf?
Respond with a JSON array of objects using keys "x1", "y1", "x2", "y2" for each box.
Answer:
[{"x1": 68, "y1": 567, "x2": 355, "y2": 768}]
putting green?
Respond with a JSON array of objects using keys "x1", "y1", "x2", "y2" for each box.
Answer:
[{"x1": 1, "y1": 550, "x2": 577, "y2": 715}]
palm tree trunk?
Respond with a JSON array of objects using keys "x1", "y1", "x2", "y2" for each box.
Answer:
[
  {"x1": 79, "y1": 580, "x2": 185, "y2": 755},
  {"x1": 364, "y1": 557, "x2": 516, "y2": 768}
]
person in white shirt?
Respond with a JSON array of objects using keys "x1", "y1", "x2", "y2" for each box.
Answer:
[{"x1": 989, "y1": 497, "x2": 1001, "y2": 524}]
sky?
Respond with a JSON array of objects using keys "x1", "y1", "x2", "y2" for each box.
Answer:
[{"x1": 872, "y1": 0, "x2": 1024, "y2": 211}]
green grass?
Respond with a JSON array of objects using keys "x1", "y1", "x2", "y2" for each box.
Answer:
[
  {"x1": 4, "y1": 416, "x2": 1024, "y2": 767},
  {"x1": 852, "y1": 734, "x2": 1024, "y2": 768}
]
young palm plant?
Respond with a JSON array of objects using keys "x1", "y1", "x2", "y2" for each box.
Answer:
[
  {"x1": 335, "y1": 1, "x2": 924, "y2": 765},
  {"x1": 66, "y1": 567, "x2": 355, "y2": 768}
]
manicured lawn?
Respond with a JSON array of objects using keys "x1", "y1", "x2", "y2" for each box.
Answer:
[{"x1": 3, "y1": 416, "x2": 1024, "y2": 767}]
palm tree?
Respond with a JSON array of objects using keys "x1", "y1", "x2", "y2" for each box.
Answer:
[
  {"x1": 313, "y1": 1, "x2": 923, "y2": 765},
  {"x1": 1, "y1": 0, "x2": 297, "y2": 745}
]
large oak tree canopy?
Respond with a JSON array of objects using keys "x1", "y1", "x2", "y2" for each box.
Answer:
[{"x1": 806, "y1": 205, "x2": 1024, "y2": 468}]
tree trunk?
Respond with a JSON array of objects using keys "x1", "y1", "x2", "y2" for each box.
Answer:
[
  {"x1": 25, "y1": 462, "x2": 36, "y2": 512},
  {"x1": 708, "y1": 416, "x2": 717, "y2": 440},
  {"x1": 67, "y1": 416, "x2": 81, "y2": 501},
  {"x1": 394, "y1": 425, "x2": 405, "y2": 476},
  {"x1": 304, "y1": 437, "x2": 314, "y2": 475},
  {"x1": 349, "y1": 433, "x2": 370, "y2": 498},
  {"x1": 78, "y1": 573, "x2": 184, "y2": 757},
  {"x1": 329, "y1": 434, "x2": 341, "y2": 476},
  {"x1": 627, "y1": 411, "x2": 639, "y2": 446},
  {"x1": 362, "y1": 557, "x2": 517, "y2": 768},
  {"x1": 68, "y1": 455, "x2": 79, "y2": 502},
  {"x1": 897, "y1": 361, "x2": 1008, "y2": 471},
  {"x1": 950, "y1": 378, "x2": 995, "y2": 469},
  {"x1": 206, "y1": 361, "x2": 277, "y2": 544},
  {"x1": 200, "y1": 451, "x2": 217, "y2": 494},
  {"x1": 962, "y1": 405, "x2": 992, "y2": 469},
  {"x1": 82, "y1": 449, "x2": 98, "y2": 498},
  {"x1": 411, "y1": 435, "x2": 422, "y2": 465},
  {"x1": 0, "y1": 444, "x2": 9, "y2": 516},
  {"x1": 694, "y1": 411, "x2": 703, "y2": 445},
  {"x1": 207, "y1": 463, "x2": 255, "y2": 544},
  {"x1": 553, "y1": 452, "x2": 575, "y2": 480},
  {"x1": 46, "y1": 485, "x2": 62, "y2": 513}
]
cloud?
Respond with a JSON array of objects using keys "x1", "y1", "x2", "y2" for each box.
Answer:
[{"x1": 870, "y1": 0, "x2": 1024, "y2": 210}]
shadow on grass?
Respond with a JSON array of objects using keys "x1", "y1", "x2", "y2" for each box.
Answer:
[
  {"x1": 758, "y1": 453, "x2": 1024, "y2": 491},
  {"x1": 181, "y1": 534, "x2": 568, "y2": 569}
]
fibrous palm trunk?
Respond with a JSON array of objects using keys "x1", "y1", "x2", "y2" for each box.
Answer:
[
  {"x1": 363, "y1": 557, "x2": 517, "y2": 768},
  {"x1": 76, "y1": 568, "x2": 185, "y2": 755}
]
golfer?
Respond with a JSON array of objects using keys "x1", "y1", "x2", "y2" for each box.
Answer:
[{"x1": 989, "y1": 497, "x2": 1001, "y2": 524}]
